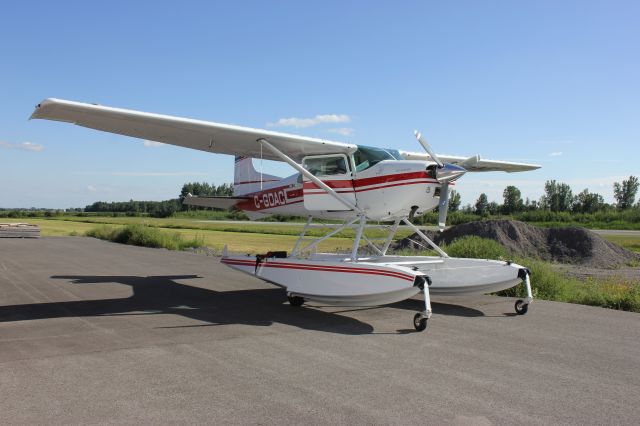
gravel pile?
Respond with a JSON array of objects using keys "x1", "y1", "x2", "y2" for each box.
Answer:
[{"x1": 394, "y1": 220, "x2": 639, "y2": 268}]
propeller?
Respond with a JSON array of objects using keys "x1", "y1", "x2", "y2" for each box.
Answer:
[
  {"x1": 438, "y1": 182, "x2": 450, "y2": 230},
  {"x1": 414, "y1": 130, "x2": 443, "y2": 167},
  {"x1": 414, "y1": 130, "x2": 476, "y2": 231}
]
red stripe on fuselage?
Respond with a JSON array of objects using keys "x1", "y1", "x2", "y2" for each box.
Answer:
[
  {"x1": 304, "y1": 179, "x2": 436, "y2": 195},
  {"x1": 236, "y1": 171, "x2": 451, "y2": 212},
  {"x1": 303, "y1": 171, "x2": 433, "y2": 190}
]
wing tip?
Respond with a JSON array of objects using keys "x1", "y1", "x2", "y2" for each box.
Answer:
[{"x1": 30, "y1": 97, "x2": 59, "y2": 119}]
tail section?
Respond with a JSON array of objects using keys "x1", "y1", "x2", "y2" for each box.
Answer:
[{"x1": 233, "y1": 156, "x2": 281, "y2": 195}]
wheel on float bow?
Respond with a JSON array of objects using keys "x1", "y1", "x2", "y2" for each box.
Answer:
[
  {"x1": 514, "y1": 299, "x2": 529, "y2": 315},
  {"x1": 413, "y1": 313, "x2": 428, "y2": 332},
  {"x1": 288, "y1": 295, "x2": 305, "y2": 307}
]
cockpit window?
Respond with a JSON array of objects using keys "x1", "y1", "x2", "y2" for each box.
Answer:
[
  {"x1": 353, "y1": 145, "x2": 402, "y2": 172},
  {"x1": 303, "y1": 155, "x2": 349, "y2": 176}
]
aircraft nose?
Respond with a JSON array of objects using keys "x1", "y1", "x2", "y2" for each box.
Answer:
[{"x1": 435, "y1": 163, "x2": 467, "y2": 183}]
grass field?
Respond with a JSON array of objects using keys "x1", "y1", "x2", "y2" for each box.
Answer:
[
  {"x1": 24, "y1": 216, "x2": 640, "y2": 253},
  {"x1": 23, "y1": 218, "x2": 358, "y2": 253},
  {"x1": 600, "y1": 234, "x2": 640, "y2": 253}
]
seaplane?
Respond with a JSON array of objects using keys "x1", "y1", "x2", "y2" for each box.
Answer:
[{"x1": 30, "y1": 98, "x2": 540, "y2": 331}]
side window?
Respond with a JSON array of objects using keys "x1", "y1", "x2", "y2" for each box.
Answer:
[{"x1": 303, "y1": 155, "x2": 349, "y2": 177}]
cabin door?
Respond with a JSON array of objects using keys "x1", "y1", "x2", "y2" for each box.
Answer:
[{"x1": 302, "y1": 154, "x2": 356, "y2": 211}]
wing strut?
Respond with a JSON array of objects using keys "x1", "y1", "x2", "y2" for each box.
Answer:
[{"x1": 258, "y1": 138, "x2": 363, "y2": 215}]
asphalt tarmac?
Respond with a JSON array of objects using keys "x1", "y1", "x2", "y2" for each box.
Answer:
[{"x1": 1, "y1": 237, "x2": 639, "y2": 425}]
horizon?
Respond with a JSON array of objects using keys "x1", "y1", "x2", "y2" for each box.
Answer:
[
  {"x1": 0, "y1": 173, "x2": 633, "y2": 211},
  {"x1": 2, "y1": 1, "x2": 638, "y2": 208}
]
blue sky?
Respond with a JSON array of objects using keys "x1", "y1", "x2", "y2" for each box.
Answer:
[{"x1": 1, "y1": 0, "x2": 638, "y2": 208}]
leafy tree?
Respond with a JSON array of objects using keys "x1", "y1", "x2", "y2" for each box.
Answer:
[
  {"x1": 524, "y1": 198, "x2": 539, "y2": 211},
  {"x1": 448, "y1": 190, "x2": 461, "y2": 212},
  {"x1": 180, "y1": 182, "x2": 233, "y2": 210},
  {"x1": 502, "y1": 186, "x2": 523, "y2": 214},
  {"x1": 572, "y1": 189, "x2": 604, "y2": 213},
  {"x1": 541, "y1": 180, "x2": 573, "y2": 212},
  {"x1": 487, "y1": 201, "x2": 500, "y2": 215},
  {"x1": 215, "y1": 183, "x2": 233, "y2": 196},
  {"x1": 613, "y1": 176, "x2": 639, "y2": 210},
  {"x1": 474, "y1": 193, "x2": 489, "y2": 216}
]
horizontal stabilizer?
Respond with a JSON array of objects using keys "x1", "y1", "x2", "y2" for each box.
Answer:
[{"x1": 183, "y1": 194, "x2": 249, "y2": 210}]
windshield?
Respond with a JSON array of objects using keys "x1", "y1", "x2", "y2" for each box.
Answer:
[{"x1": 353, "y1": 145, "x2": 402, "y2": 172}]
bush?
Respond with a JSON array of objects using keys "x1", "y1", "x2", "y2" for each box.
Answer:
[
  {"x1": 442, "y1": 236, "x2": 508, "y2": 259},
  {"x1": 86, "y1": 224, "x2": 203, "y2": 251},
  {"x1": 400, "y1": 235, "x2": 640, "y2": 313}
]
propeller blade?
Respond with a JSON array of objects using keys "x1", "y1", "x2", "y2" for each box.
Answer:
[
  {"x1": 438, "y1": 182, "x2": 450, "y2": 231},
  {"x1": 414, "y1": 130, "x2": 444, "y2": 167}
]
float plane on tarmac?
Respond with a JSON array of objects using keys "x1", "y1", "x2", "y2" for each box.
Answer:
[{"x1": 31, "y1": 98, "x2": 540, "y2": 331}]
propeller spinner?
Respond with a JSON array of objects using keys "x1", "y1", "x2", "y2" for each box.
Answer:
[{"x1": 414, "y1": 130, "x2": 475, "y2": 230}]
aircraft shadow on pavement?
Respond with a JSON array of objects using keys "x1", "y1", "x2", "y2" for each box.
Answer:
[
  {"x1": 390, "y1": 298, "x2": 485, "y2": 317},
  {"x1": 0, "y1": 275, "x2": 374, "y2": 335}
]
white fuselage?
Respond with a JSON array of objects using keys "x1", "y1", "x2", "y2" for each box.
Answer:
[{"x1": 237, "y1": 160, "x2": 445, "y2": 221}]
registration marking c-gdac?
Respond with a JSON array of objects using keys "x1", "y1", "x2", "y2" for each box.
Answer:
[{"x1": 254, "y1": 190, "x2": 287, "y2": 209}]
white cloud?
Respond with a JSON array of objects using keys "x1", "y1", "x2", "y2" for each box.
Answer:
[
  {"x1": 268, "y1": 114, "x2": 350, "y2": 128},
  {"x1": 143, "y1": 140, "x2": 164, "y2": 147},
  {"x1": 328, "y1": 127, "x2": 355, "y2": 137},
  {"x1": 0, "y1": 140, "x2": 44, "y2": 152},
  {"x1": 87, "y1": 185, "x2": 97, "y2": 192},
  {"x1": 549, "y1": 151, "x2": 563, "y2": 157}
]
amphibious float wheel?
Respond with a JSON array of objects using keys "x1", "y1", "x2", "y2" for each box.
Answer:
[
  {"x1": 288, "y1": 295, "x2": 304, "y2": 307},
  {"x1": 514, "y1": 299, "x2": 529, "y2": 315},
  {"x1": 413, "y1": 313, "x2": 428, "y2": 332}
]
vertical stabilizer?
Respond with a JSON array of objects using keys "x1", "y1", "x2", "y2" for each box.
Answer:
[{"x1": 233, "y1": 156, "x2": 281, "y2": 195}]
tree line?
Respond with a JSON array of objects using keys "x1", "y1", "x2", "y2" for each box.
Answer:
[
  {"x1": 83, "y1": 182, "x2": 234, "y2": 217},
  {"x1": 446, "y1": 175, "x2": 639, "y2": 216},
  {"x1": 4, "y1": 176, "x2": 638, "y2": 221}
]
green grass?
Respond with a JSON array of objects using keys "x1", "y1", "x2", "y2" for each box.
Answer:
[
  {"x1": 394, "y1": 236, "x2": 508, "y2": 259},
  {"x1": 413, "y1": 210, "x2": 640, "y2": 230},
  {"x1": 86, "y1": 224, "x2": 204, "y2": 251},
  {"x1": 498, "y1": 258, "x2": 640, "y2": 312},
  {"x1": 443, "y1": 235, "x2": 508, "y2": 259},
  {"x1": 601, "y1": 234, "x2": 640, "y2": 253},
  {"x1": 45, "y1": 215, "x2": 408, "y2": 238},
  {"x1": 14, "y1": 217, "x2": 357, "y2": 254},
  {"x1": 400, "y1": 235, "x2": 640, "y2": 313}
]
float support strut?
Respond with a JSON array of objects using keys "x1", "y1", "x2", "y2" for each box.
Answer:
[
  {"x1": 524, "y1": 270, "x2": 533, "y2": 305},
  {"x1": 351, "y1": 215, "x2": 366, "y2": 261},
  {"x1": 291, "y1": 216, "x2": 313, "y2": 257},
  {"x1": 423, "y1": 282, "x2": 433, "y2": 319}
]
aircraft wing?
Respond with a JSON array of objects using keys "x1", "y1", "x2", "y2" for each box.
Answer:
[
  {"x1": 30, "y1": 98, "x2": 357, "y2": 162},
  {"x1": 183, "y1": 194, "x2": 250, "y2": 210},
  {"x1": 399, "y1": 151, "x2": 541, "y2": 173}
]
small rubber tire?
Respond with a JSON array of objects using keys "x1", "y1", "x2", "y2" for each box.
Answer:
[
  {"x1": 288, "y1": 295, "x2": 304, "y2": 307},
  {"x1": 413, "y1": 313, "x2": 428, "y2": 332},
  {"x1": 515, "y1": 299, "x2": 529, "y2": 315}
]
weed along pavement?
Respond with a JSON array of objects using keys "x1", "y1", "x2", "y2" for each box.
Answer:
[{"x1": 1, "y1": 237, "x2": 639, "y2": 424}]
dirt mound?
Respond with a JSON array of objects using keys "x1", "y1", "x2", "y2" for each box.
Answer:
[{"x1": 394, "y1": 220, "x2": 639, "y2": 268}]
